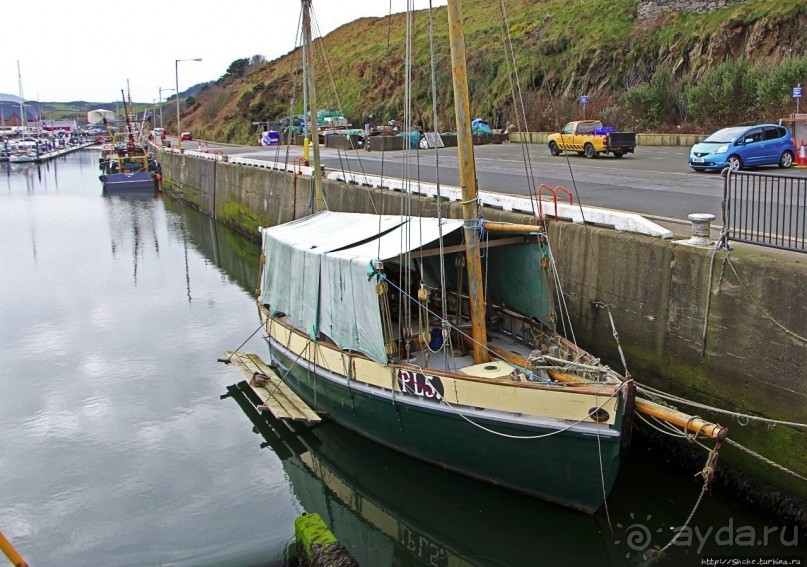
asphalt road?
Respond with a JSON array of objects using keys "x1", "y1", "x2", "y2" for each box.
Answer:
[{"x1": 177, "y1": 139, "x2": 807, "y2": 224}]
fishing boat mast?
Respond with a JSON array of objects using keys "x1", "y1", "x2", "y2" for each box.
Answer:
[
  {"x1": 446, "y1": 0, "x2": 488, "y2": 363},
  {"x1": 302, "y1": 0, "x2": 323, "y2": 212}
]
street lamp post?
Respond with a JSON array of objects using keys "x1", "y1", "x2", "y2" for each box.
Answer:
[
  {"x1": 158, "y1": 87, "x2": 175, "y2": 129},
  {"x1": 175, "y1": 58, "x2": 202, "y2": 149}
]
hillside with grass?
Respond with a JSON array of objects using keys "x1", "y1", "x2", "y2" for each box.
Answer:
[{"x1": 176, "y1": 0, "x2": 806, "y2": 144}]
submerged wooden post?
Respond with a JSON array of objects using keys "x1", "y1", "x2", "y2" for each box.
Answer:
[
  {"x1": 447, "y1": 0, "x2": 488, "y2": 364},
  {"x1": 295, "y1": 513, "x2": 357, "y2": 567}
]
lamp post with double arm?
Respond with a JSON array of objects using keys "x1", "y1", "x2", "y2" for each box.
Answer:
[
  {"x1": 158, "y1": 86, "x2": 175, "y2": 129},
  {"x1": 175, "y1": 58, "x2": 202, "y2": 150}
]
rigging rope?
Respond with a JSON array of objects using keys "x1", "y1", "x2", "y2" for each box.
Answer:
[
  {"x1": 221, "y1": 320, "x2": 267, "y2": 364},
  {"x1": 637, "y1": 383, "x2": 807, "y2": 430},
  {"x1": 496, "y1": 0, "x2": 540, "y2": 218},
  {"x1": 427, "y1": 0, "x2": 453, "y2": 373},
  {"x1": 636, "y1": 385, "x2": 807, "y2": 482}
]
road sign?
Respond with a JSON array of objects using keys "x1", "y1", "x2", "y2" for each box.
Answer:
[
  {"x1": 794, "y1": 86, "x2": 803, "y2": 98},
  {"x1": 579, "y1": 95, "x2": 589, "y2": 104}
]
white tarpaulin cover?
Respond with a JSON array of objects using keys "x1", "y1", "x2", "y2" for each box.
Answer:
[{"x1": 260, "y1": 212, "x2": 464, "y2": 364}]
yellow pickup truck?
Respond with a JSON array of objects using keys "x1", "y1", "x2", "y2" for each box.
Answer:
[{"x1": 547, "y1": 120, "x2": 636, "y2": 159}]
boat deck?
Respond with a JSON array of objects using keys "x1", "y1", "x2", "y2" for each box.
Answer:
[{"x1": 392, "y1": 327, "x2": 534, "y2": 375}]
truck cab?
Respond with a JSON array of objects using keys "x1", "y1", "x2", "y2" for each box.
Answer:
[{"x1": 547, "y1": 120, "x2": 636, "y2": 158}]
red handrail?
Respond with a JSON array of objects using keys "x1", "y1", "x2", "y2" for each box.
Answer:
[{"x1": 537, "y1": 184, "x2": 573, "y2": 219}]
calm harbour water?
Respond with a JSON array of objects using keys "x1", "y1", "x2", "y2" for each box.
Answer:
[{"x1": 0, "y1": 151, "x2": 802, "y2": 567}]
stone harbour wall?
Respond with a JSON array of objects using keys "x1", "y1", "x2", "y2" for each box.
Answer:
[{"x1": 159, "y1": 150, "x2": 807, "y2": 513}]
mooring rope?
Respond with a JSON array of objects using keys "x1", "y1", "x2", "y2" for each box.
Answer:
[
  {"x1": 724, "y1": 438, "x2": 807, "y2": 482},
  {"x1": 637, "y1": 384, "x2": 807, "y2": 430},
  {"x1": 652, "y1": 441, "x2": 722, "y2": 559},
  {"x1": 724, "y1": 253, "x2": 807, "y2": 343}
]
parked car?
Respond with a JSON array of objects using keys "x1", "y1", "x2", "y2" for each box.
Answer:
[
  {"x1": 180, "y1": 132, "x2": 193, "y2": 141},
  {"x1": 689, "y1": 124, "x2": 794, "y2": 171},
  {"x1": 547, "y1": 120, "x2": 636, "y2": 158}
]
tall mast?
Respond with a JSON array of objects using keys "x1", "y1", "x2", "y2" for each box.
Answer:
[
  {"x1": 447, "y1": 0, "x2": 488, "y2": 363},
  {"x1": 302, "y1": 0, "x2": 323, "y2": 211},
  {"x1": 17, "y1": 61, "x2": 27, "y2": 131},
  {"x1": 301, "y1": 11, "x2": 309, "y2": 140}
]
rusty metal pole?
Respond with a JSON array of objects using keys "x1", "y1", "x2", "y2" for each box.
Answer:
[
  {"x1": 302, "y1": 0, "x2": 323, "y2": 212},
  {"x1": 447, "y1": 0, "x2": 488, "y2": 363}
]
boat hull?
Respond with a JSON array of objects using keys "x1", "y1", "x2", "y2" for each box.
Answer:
[
  {"x1": 266, "y1": 333, "x2": 623, "y2": 513},
  {"x1": 100, "y1": 172, "x2": 158, "y2": 196}
]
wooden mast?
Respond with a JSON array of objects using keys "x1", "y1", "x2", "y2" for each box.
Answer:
[
  {"x1": 302, "y1": 0, "x2": 323, "y2": 211},
  {"x1": 447, "y1": 0, "x2": 488, "y2": 364}
]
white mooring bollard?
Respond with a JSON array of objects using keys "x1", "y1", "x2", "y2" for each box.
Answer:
[{"x1": 681, "y1": 213, "x2": 715, "y2": 247}]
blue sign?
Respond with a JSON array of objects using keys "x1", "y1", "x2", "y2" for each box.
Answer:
[
  {"x1": 579, "y1": 95, "x2": 589, "y2": 104},
  {"x1": 794, "y1": 86, "x2": 803, "y2": 98}
]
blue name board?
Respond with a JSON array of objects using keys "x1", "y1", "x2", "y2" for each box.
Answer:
[
  {"x1": 794, "y1": 86, "x2": 803, "y2": 98},
  {"x1": 579, "y1": 95, "x2": 588, "y2": 104}
]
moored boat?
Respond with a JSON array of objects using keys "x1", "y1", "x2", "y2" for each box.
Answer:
[
  {"x1": 247, "y1": 0, "x2": 727, "y2": 514},
  {"x1": 98, "y1": 140, "x2": 160, "y2": 196},
  {"x1": 98, "y1": 90, "x2": 160, "y2": 196},
  {"x1": 258, "y1": 211, "x2": 633, "y2": 512}
]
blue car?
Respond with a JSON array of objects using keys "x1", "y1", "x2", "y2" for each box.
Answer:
[{"x1": 689, "y1": 124, "x2": 794, "y2": 171}]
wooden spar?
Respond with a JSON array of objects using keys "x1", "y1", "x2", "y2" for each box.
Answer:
[
  {"x1": 447, "y1": 0, "x2": 488, "y2": 364},
  {"x1": 0, "y1": 530, "x2": 28, "y2": 567},
  {"x1": 302, "y1": 0, "x2": 323, "y2": 211},
  {"x1": 482, "y1": 221, "x2": 543, "y2": 234},
  {"x1": 635, "y1": 398, "x2": 728, "y2": 441},
  {"x1": 547, "y1": 369, "x2": 728, "y2": 441},
  {"x1": 404, "y1": 236, "x2": 527, "y2": 259}
]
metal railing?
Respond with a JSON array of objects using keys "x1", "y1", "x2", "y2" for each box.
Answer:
[{"x1": 721, "y1": 169, "x2": 806, "y2": 252}]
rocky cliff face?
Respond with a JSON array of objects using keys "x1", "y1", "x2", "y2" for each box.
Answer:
[
  {"x1": 637, "y1": 0, "x2": 744, "y2": 19},
  {"x1": 651, "y1": 12, "x2": 806, "y2": 81}
]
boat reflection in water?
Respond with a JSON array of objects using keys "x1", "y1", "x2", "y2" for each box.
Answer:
[
  {"x1": 223, "y1": 382, "x2": 613, "y2": 567},
  {"x1": 102, "y1": 191, "x2": 165, "y2": 287}
]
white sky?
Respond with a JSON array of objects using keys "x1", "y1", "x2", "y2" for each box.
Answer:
[{"x1": 1, "y1": 0, "x2": 447, "y2": 104}]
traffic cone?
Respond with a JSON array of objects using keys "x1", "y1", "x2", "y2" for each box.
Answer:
[{"x1": 799, "y1": 139, "x2": 807, "y2": 167}]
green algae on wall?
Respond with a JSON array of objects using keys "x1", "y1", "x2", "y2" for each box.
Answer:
[{"x1": 218, "y1": 200, "x2": 260, "y2": 236}]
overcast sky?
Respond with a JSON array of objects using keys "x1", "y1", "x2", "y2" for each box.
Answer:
[{"x1": 1, "y1": 0, "x2": 447, "y2": 104}]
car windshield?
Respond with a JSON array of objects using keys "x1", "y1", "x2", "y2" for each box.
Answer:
[{"x1": 703, "y1": 127, "x2": 746, "y2": 144}]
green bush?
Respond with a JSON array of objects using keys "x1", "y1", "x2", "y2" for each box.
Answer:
[{"x1": 685, "y1": 59, "x2": 763, "y2": 129}]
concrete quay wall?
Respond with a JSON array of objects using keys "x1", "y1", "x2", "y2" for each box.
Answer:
[{"x1": 160, "y1": 151, "x2": 806, "y2": 508}]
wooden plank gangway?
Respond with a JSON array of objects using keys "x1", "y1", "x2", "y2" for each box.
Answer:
[{"x1": 222, "y1": 351, "x2": 321, "y2": 423}]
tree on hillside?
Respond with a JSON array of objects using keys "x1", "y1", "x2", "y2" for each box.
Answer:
[{"x1": 220, "y1": 58, "x2": 250, "y2": 83}]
